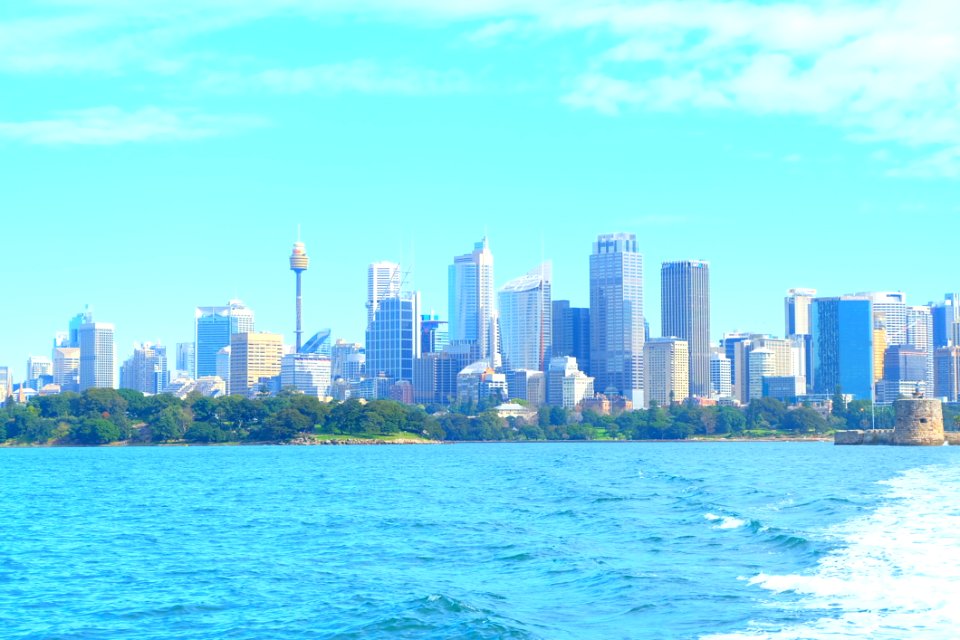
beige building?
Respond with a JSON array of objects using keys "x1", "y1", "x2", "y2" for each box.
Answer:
[
  {"x1": 644, "y1": 338, "x2": 689, "y2": 408},
  {"x1": 230, "y1": 332, "x2": 283, "y2": 395},
  {"x1": 53, "y1": 347, "x2": 81, "y2": 392}
]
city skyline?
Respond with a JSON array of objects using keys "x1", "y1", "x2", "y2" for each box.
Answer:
[{"x1": 1, "y1": 227, "x2": 957, "y2": 385}]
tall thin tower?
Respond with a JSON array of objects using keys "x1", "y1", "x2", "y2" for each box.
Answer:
[{"x1": 290, "y1": 233, "x2": 310, "y2": 353}]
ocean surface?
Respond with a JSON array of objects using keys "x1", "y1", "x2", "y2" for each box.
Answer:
[{"x1": 1, "y1": 442, "x2": 959, "y2": 639}]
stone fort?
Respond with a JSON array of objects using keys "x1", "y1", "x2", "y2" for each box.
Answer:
[{"x1": 835, "y1": 397, "x2": 960, "y2": 446}]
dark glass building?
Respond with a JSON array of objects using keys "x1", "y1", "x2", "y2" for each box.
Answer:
[{"x1": 811, "y1": 296, "x2": 874, "y2": 400}]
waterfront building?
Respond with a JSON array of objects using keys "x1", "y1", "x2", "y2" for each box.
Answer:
[
  {"x1": 280, "y1": 353, "x2": 332, "y2": 397},
  {"x1": 552, "y1": 301, "x2": 591, "y2": 375},
  {"x1": 499, "y1": 263, "x2": 552, "y2": 372},
  {"x1": 195, "y1": 301, "x2": 255, "y2": 379},
  {"x1": 449, "y1": 238, "x2": 497, "y2": 364},
  {"x1": 331, "y1": 340, "x2": 365, "y2": 382},
  {"x1": 164, "y1": 376, "x2": 227, "y2": 400},
  {"x1": 79, "y1": 321, "x2": 115, "y2": 391},
  {"x1": 53, "y1": 347, "x2": 80, "y2": 392},
  {"x1": 119, "y1": 344, "x2": 169, "y2": 394},
  {"x1": 506, "y1": 369, "x2": 546, "y2": 406},
  {"x1": 811, "y1": 296, "x2": 874, "y2": 400},
  {"x1": 661, "y1": 260, "x2": 710, "y2": 398},
  {"x1": 589, "y1": 233, "x2": 644, "y2": 405},
  {"x1": 747, "y1": 348, "x2": 775, "y2": 403},
  {"x1": 365, "y1": 292, "x2": 422, "y2": 383},
  {"x1": 906, "y1": 305, "x2": 935, "y2": 398},
  {"x1": 762, "y1": 376, "x2": 804, "y2": 402},
  {"x1": 367, "y1": 261, "x2": 402, "y2": 327},
  {"x1": 730, "y1": 335, "x2": 801, "y2": 404},
  {"x1": 934, "y1": 346, "x2": 960, "y2": 402},
  {"x1": 643, "y1": 338, "x2": 689, "y2": 408},
  {"x1": 709, "y1": 350, "x2": 732, "y2": 399},
  {"x1": 229, "y1": 332, "x2": 283, "y2": 396},
  {"x1": 413, "y1": 351, "x2": 471, "y2": 404},
  {"x1": 930, "y1": 294, "x2": 960, "y2": 348},
  {"x1": 785, "y1": 288, "x2": 816, "y2": 388},
  {"x1": 176, "y1": 342, "x2": 196, "y2": 378},
  {"x1": 421, "y1": 315, "x2": 448, "y2": 354}
]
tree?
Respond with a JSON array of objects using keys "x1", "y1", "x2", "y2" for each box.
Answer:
[
  {"x1": 249, "y1": 407, "x2": 309, "y2": 441},
  {"x1": 71, "y1": 418, "x2": 121, "y2": 445},
  {"x1": 184, "y1": 421, "x2": 230, "y2": 443},
  {"x1": 782, "y1": 407, "x2": 828, "y2": 434},
  {"x1": 150, "y1": 405, "x2": 193, "y2": 442},
  {"x1": 746, "y1": 397, "x2": 787, "y2": 430},
  {"x1": 75, "y1": 388, "x2": 129, "y2": 429},
  {"x1": 715, "y1": 406, "x2": 746, "y2": 434}
]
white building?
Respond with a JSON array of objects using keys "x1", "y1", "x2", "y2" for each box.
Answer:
[
  {"x1": 281, "y1": 353, "x2": 332, "y2": 398},
  {"x1": 643, "y1": 338, "x2": 690, "y2": 408},
  {"x1": 498, "y1": 263, "x2": 552, "y2": 372},
  {"x1": 367, "y1": 261, "x2": 402, "y2": 328},
  {"x1": 449, "y1": 237, "x2": 497, "y2": 364},
  {"x1": 709, "y1": 350, "x2": 732, "y2": 399},
  {"x1": 79, "y1": 321, "x2": 116, "y2": 390}
]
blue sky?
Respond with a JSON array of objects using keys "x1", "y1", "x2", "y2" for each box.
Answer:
[{"x1": 1, "y1": 0, "x2": 958, "y2": 377}]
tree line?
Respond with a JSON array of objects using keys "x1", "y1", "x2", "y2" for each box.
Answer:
[{"x1": 1, "y1": 387, "x2": 923, "y2": 446}]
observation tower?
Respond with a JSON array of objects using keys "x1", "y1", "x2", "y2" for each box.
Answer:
[{"x1": 290, "y1": 234, "x2": 310, "y2": 353}]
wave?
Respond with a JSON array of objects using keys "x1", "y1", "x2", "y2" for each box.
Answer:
[{"x1": 702, "y1": 464, "x2": 960, "y2": 639}]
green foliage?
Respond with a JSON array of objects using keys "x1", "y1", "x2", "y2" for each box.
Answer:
[{"x1": 71, "y1": 418, "x2": 122, "y2": 445}]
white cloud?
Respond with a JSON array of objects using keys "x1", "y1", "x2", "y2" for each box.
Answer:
[{"x1": 0, "y1": 106, "x2": 265, "y2": 145}]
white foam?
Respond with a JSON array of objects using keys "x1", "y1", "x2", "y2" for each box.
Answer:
[
  {"x1": 702, "y1": 464, "x2": 960, "y2": 640},
  {"x1": 705, "y1": 513, "x2": 748, "y2": 530}
]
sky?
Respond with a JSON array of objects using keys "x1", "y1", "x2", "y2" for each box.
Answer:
[{"x1": 1, "y1": 0, "x2": 959, "y2": 378}]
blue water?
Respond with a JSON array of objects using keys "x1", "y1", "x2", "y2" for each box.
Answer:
[{"x1": 2, "y1": 443, "x2": 959, "y2": 639}]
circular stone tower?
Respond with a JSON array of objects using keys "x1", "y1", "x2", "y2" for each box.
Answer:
[{"x1": 893, "y1": 398, "x2": 945, "y2": 446}]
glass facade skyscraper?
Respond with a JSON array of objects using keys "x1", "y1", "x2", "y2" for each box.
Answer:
[
  {"x1": 448, "y1": 237, "x2": 496, "y2": 364},
  {"x1": 365, "y1": 292, "x2": 422, "y2": 383},
  {"x1": 498, "y1": 263, "x2": 552, "y2": 372},
  {"x1": 589, "y1": 232, "x2": 644, "y2": 404},
  {"x1": 661, "y1": 260, "x2": 711, "y2": 398},
  {"x1": 79, "y1": 321, "x2": 115, "y2": 391},
  {"x1": 195, "y1": 300, "x2": 254, "y2": 379},
  {"x1": 552, "y1": 301, "x2": 590, "y2": 376},
  {"x1": 811, "y1": 296, "x2": 874, "y2": 400}
]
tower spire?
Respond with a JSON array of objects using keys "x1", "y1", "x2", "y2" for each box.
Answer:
[{"x1": 289, "y1": 232, "x2": 310, "y2": 353}]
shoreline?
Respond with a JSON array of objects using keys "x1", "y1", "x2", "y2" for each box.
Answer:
[{"x1": 0, "y1": 436, "x2": 833, "y2": 448}]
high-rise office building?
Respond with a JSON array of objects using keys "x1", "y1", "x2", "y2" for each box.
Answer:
[
  {"x1": 302, "y1": 329, "x2": 333, "y2": 357},
  {"x1": 709, "y1": 350, "x2": 732, "y2": 399},
  {"x1": 930, "y1": 294, "x2": 960, "y2": 349},
  {"x1": 499, "y1": 263, "x2": 552, "y2": 372},
  {"x1": 195, "y1": 301, "x2": 255, "y2": 379},
  {"x1": 934, "y1": 346, "x2": 960, "y2": 402},
  {"x1": 365, "y1": 292, "x2": 422, "y2": 383},
  {"x1": 0, "y1": 366, "x2": 11, "y2": 400},
  {"x1": 68, "y1": 308, "x2": 92, "y2": 348},
  {"x1": 906, "y1": 305, "x2": 935, "y2": 397},
  {"x1": 421, "y1": 315, "x2": 448, "y2": 354},
  {"x1": 280, "y1": 353, "x2": 332, "y2": 398},
  {"x1": 53, "y1": 348, "x2": 80, "y2": 392},
  {"x1": 506, "y1": 369, "x2": 547, "y2": 406},
  {"x1": 413, "y1": 351, "x2": 472, "y2": 404},
  {"x1": 811, "y1": 296, "x2": 874, "y2": 400},
  {"x1": 785, "y1": 288, "x2": 817, "y2": 337},
  {"x1": 546, "y1": 356, "x2": 594, "y2": 409},
  {"x1": 729, "y1": 335, "x2": 801, "y2": 404},
  {"x1": 857, "y1": 291, "x2": 907, "y2": 347},
  {"x1": 331, "y1": 340, "x2": 365, "y2": 382},
  {"x1": 25, "y1": 356, "x2": 53, "y2": 389},
  {"x1": 176, "y1": 342, "x2": 196, "y2": 378},
  {"x1": 119, "y1": 344, "x2": 169, "y2": 395},
  {"x1": 449, "y1": 237, "x2": 497, "y2": 364},
  {"x1": 661, "y1": 260, "x2": 711, "y2": 398},
  {"x1": 229, "y1": 332, "x2": 283, "y2": 396},
  {"x1": 552, "y1": 301, "x2": 591, "y2": 375},
  {"x1": 643, "y1": 338, "x2": 690, "y2": 408},
  {"x1": 79, "y1": 321, "x2": 116, "y2": 391},
  {"x1": 589, "y1": 233, "x2": 644, "y2": 405},
  {"x1": 882, "y1": 344, "x2": 927, "y2": 384},
  {"x1": 367, "y1": 261, "x2": 402, "y2": 328},
  {"x1": 216, "y1": 346, "x2": 231, "y2": 389}
]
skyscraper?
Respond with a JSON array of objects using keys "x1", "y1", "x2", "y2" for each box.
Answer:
[
  {"x1": 229, "y1": 332, "x2": 283, "y2": 396},
  {"x1": 498, "y1": 263, "x2": 552, "y2": 372},
  {"x1": 176, "y1": 342, "x2": 196, "y2": 378},
  {"x1": 421, "y1": 315, "x2": 448, "y2": 354},
  {"x1": 906, "y1": 305, "x2": 934, "y2": 397},
  {"x1": 365, "y1": 291, "x2": 422, "y2": 383},
  {"x1": 302, "y1": 329, "x2": 333, "y2": 356},
  {"x1": 368, "y1": 261, "x2": 402, "y2": 327},
  {"x1": 25, "y1": 356, "x2": 53, "y2": 388},
  {"x1": 661, "y1": 260, "x2": 711, "y2": 398},
  {"x1": 552, "y1": 301, "x2": 591, "y2": 375},
  {"x1": 857, "y1": 291, "x2": 907, "y2": 346},
  {"x1": 79, "y1": 321, "x2": 116, "y2": 391},
  {"x1": 589, "y1": 233, "x2": 644, "y2": 405},
  {"x1": 930, "y1": 294, "x2": 960, "y2": 349},
  {"x1": 195, "y1": 301, "x2": 255, "y2": 379},
  {"x1": 0, "y1": 366, "x2": 11, "y2": 401},
  {"x1": 119, "y1": 344, "x2": 169, "y2": 395},
  {"x1": 709, "y1": 350, "x2": 732, "y2": 399},
  {"x1": 53, "y1": 348, "x2": 80, "y2": 392},
  {"x1": 811, "y1": 296, "x2": 874, "y2": 400},
  {"x1": 785, "y1": 288, "x2": 816, "y2": 390},
  {"x1": 934, "y1": 347, "x2": 960, "y2": 402},
  {"x1": 643, "y1": 338, "x2": 690, "y2": 408},
  {"x1": 448, "y1": 237, "x2": 496, "y2": 364},
  {"x1": 289, "y1": 237, "x2": 310, "y2": 353},
  {"x1": 281, "y1": 353, "x2": 332, "y2": 398}
]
